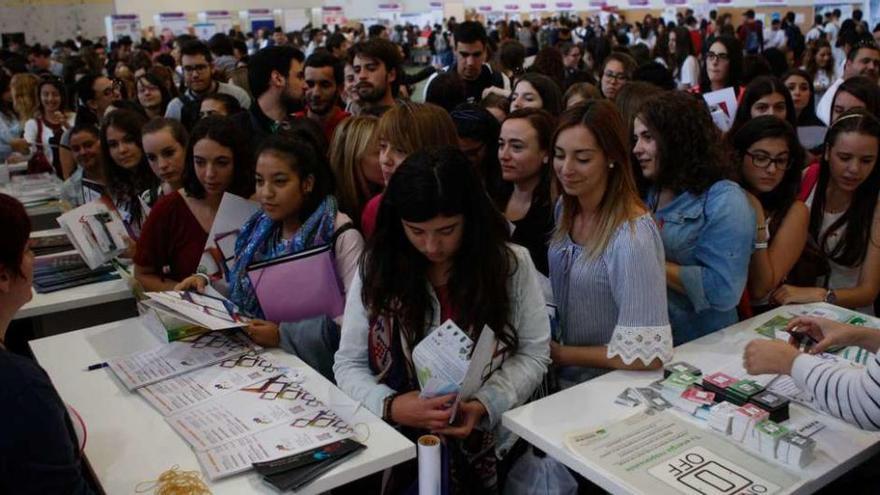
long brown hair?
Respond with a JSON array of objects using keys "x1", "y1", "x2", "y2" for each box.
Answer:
[
  {"x1": 329, "y1": 115, "x2": 379, "y2": 226},
  {"x1": 552, "y1": 99, "x2": 646, "y2": 258}
]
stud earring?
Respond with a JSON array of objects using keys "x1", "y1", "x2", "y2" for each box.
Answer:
[{"x1": 609, "y1": 162, "x2": 616, "y2": 169}]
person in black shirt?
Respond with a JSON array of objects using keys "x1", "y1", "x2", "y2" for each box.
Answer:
[
  {"x1": 422, "y1": 21, "x2": 509, "y2": 104},
  {"x1": 0, "y1": 193, "x2": 94, "y2": 495}
]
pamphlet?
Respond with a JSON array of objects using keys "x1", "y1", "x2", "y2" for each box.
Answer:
[
  {"x1": 137, "y1": 352, "x2": 286, "y2": 416},
  {"x1": 167, "y1": 371, "x2": 334, "y2": 451},
  {"x1": 56, "y1": 198, "x2": 130, "y2": 269},
  {"x1": 141, "y1": 290, "x2": 251, "y2": 331},
  {"x1": 107, "y1": 329, "x2": 256, "y2": 390},
  {"x1": 196, "y1": 193, "x2": 260, "y2": 293},
  {"x1": 565, "y1": 409, "x2": 798, "y2": 495},
  {"x1": 702, "y1": 87, "x2": 738, "y2": 133}
]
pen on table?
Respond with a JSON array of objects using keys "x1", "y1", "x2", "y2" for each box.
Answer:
[{"x1": 86, "y1": 362, "x2": 108, "y2": 371}]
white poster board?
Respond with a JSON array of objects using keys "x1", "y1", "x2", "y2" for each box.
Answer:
[
  {"x1": 155, "y1": 13, "x2": 190, "y2": 38},
  {"x1": 105, "y1": 14, "x2": 142, "y2": 43},
  {"x1": 198, "y1": 11, "x2": 234, "y2": 36}
]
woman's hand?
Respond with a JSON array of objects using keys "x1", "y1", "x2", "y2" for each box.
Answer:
[
  {"x1": 743, "y1": 339, "x2": 801, "y2": 375},
  {"x1": 435, "y1": 399, "x2": 487, "y2": 439},
  {"x1": 9, "y1": 138, "x2": 29, "y2": 154},
  {"x1": 390, "y1": 391, "x2": 455, "y2": 430},
  {"x1": 786, "y1": 316, "x2": 867, "y2": 354},
  {"x1": 550, "y1": 341, "x2": 567, "y2": 367},
  {"x1": 247, "y1": 319, "x2": 281, "y2": 347},
  {"x1": 174, "y1": 275, "x2": 207, "y2": 292},
  {"x1": 770, "y1": 285, "x2": 826, "y2": 305}
]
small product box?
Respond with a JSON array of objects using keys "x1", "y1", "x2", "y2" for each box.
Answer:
[
  {"x1": 726, "y1": 379, "x2": 765, "y2": 406},
  {"x1": 708, "y1": 401, "x2": 739, "y2": 435},
  {"x1": 731, "y1": 403, "x2": 769, "y2": 442},
  {"x1": 663, "y1": 362, "x2": 703, "y2": 379},
  {"x1": 754, "y1": 420, "x2": 789, "y2": 458},
  {"x1": 780, "y1": 431, "x2": 816, "y2": 467},
  {"x1": 662, "y1": 371, "x2": 701, "y2": 393},
  {"x1": 749, "y1": 390, "x2": 791, "y2": 423},
  {"x1": 703, "y1": 372, "x2": 737, "y2": 402}
]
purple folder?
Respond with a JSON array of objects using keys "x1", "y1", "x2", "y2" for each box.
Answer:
[{"x1": 246, "y1": 243, "x2": 345, "y2": 322}]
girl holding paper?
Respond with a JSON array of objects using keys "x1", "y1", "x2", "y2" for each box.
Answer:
[
  {"x1": 135, "y1": 116, "x2": 254, "y2": 291},
  {"x1": 549, "y1": 100, "x2": 673, "y2": 388},
  {"x1": 697, "y1": 36, "x2": 743, "y2": 95},
  {"x1": 334, "y1": 145, "x2": 550, "y2": 494},
  {"x1": 178, "y1": 133, "x2": 364, "y2": 379}
]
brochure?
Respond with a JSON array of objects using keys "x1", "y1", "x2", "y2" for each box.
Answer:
[
  {"x1": 702, "y1": 87, "x2": 738, "y2": 133},
  {"x1": 196, "y1": 193, "x2": 260, "y2": 293},
  {"x1": 141, "y1": 290, "x2": 251, "y2": 331},
  {"x1": 137, "y1": 352, "x2": 286, "y2": 416},
  {"x1": 56, "y1": 198, "x2": 130, "y2": 269},
  {"x1": 107, "y1": 329, "x2": 256, "y2": 390}
]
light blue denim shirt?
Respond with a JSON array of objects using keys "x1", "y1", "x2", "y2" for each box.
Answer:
[{"x1": 647, "y1": 180, "x2": 755, "y2": 345}]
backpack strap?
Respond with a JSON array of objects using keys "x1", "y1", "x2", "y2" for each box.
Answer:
[{"x1": 331, "y1": 222, "x2": 356, "y2": 249}]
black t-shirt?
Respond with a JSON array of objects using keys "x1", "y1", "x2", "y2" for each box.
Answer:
[
  {"x1": 0, "y1": 350, "x2": 93, "y2": 495},
  {"x1": 511, "y1": 200, "x2": 554, "y2": 277},
  {"x1": 430, "y1": 64, "x2": 505, "y2": 104}
]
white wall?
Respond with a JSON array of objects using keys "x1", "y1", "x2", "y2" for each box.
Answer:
[{"x1": 0, "y1": 0, "x2": 114, "y2": 45}]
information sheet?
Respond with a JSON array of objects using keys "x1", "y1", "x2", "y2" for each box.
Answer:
[
  {"x1": 137, "y1": 352, "x2": 286, "y2": 415},
  {"x1": 108, "y1": 329, "x2": 254, "y2": 390},
  {"x1": 565, "y1": 410, "x2": 799, "y2": 495}
]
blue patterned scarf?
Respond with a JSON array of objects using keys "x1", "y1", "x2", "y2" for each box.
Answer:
[{"x1": 227, "y1": 196, "x2": 338, "y2": 318}]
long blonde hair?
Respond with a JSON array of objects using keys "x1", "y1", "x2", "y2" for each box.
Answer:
[
  {"x1": 329, "y1": 115, "x2": 379, "y2": 225},
  {"x1": 552, "y1": 100, "x2": 646, "y2": 258},
  {"x1": 375, "y1": 101, "x2": 458, "y2": 155},
  {"x1": 10, "y1": 73, "x2": 40, "y2": 124}
]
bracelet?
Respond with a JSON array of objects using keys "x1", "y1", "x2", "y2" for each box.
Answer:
[
  {"x1": 754, "y1": 241, "x2": 768, "y2": 250},
  {"x1": 382, "y1": 392, "x2": 400, "y2": 425}
]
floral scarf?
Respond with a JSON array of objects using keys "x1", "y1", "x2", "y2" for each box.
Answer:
[{"x1": 227, "y1": 196, "x2": 338, "y2": 318}]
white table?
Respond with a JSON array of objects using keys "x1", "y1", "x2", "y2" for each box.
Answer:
[
  {"x1": 15, "y1": 230, "x2": 136, "y2": 335},
  {"x1": 503, "y1": 303, "x2": 880, "y2": 495},
  {"x1": 30, "y1": 318, "x2": 416, "y2": 494}
]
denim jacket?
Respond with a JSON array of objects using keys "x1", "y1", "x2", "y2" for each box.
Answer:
[{"x1": 647, "y1": 180, "x2": 755, "y2": 345}]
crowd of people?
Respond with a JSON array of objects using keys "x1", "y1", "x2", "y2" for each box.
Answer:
[{"x1": 1, "y1": 7, "x2": 880, "y2": 494}]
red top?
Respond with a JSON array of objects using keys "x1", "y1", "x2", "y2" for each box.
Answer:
[
  {"x1": 134, "y1": 191, "x2": 209, "y2": 283},
  {"x1": 361, "y1": 193, "x2": 383, "y2": 239},
  {"x1": 293, "y1": 107, "x2": 351, "y2": 144},
  {"x1": 433, "y1": 284, "x2": 457, "y2": 323}
]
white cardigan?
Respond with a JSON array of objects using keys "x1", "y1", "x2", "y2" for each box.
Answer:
[{"x1": 333, "y1": 244, "x2": 551, "y2": 456}]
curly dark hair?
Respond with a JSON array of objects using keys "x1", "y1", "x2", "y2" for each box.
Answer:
[
  {"x1": 361, "y1": 145, "x2": 518, "y2": 352},
  {"x1": 636, "y1": 91, "x2": 732, "y2": 196}
]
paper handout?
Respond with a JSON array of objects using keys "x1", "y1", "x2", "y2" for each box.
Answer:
[
  {"x1": 412, "y1": 320, "x2": 497, "y2": 423},
  {"x1": 107, "y1": 329, "x2": 257, "y2": 390},
  {"x1": 56, "y1": 198, "x2": 130, "y2": 269},
  {"x1": 196, "y1": 193, "x2": 260, "y2": 293},
  {"x1": 142, "y1": 290, "x2": 251, "y2": 331},
  {"x1": 703, "y1": 87, "x2": 738, "y2": 133}
]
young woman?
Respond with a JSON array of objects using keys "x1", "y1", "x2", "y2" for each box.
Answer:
[
  {"x1": 199, "y1": 93, "x2": 243, "y2": 119},
  {"x1": 633, "y1": 92, "x2": 754, "y2": 344},
  {"x1": 783, "y1": 69, "x2": 824, "y2": 127},
  {"x1": 360, "y1": 101, "x2": 458, "y2": 237},
  {"x1": 334, "y1": 146, "x2": 550, "y2": 493},
  {"x1": 23, "y1": 78, "x2": 75, "y2": 177},
  {"x1": 100, "y1": 109, "x2": 158, "y2": 239},
  {"x1": 450, "y1": 103, "x2": 505, "y2": 203},
  {"x1": 772, "y1": 109, "x2": 880, "y2": 315},
  {"x1": 0, "y1": 73, "x2": 27, "y2": 163},
  {"x1": 480, "y1": 92, "x2": 510, "y2": 123},
  {"x1": 141, "y1": 117, "x2": 188, "y2": 196},
  {"x1": 829, "y1": 76, "x2": 880, "y2": 124},
  {"x1": 549, "y1": 99, "x2": 672, "y2": 388},
  {"x1": 178, "y1": 134, "x2": 364, "y2": 379},
  {"x1": 805, "y1": 39, "x2": 837, "y2": 103},
  {"x1": 135, "y1": 116, "x2": 254, "y2": 291},
  {"x1": 698, "y1": 36, "x2": 743, "y2": 95},
  {"x1": 508, "y1": 73, "x2": 563, "y2": 115},
  {"x1": 328, "y1": 115, "x2": 382, "y2": 229},
  {"x1": 732, "y1": 116, "x2": 809, "y2": 312},
  {"x1": 728, "y1": 76, "x2": 797, "y2": 140},
  {"x1": 599, "y1": 52, "x2": 636, "y2": 101},
  {"x1": 497, "y1": 108, "x2": 555, "y2": 276},
  {"x1": 60, "y1": 124, "x2": 105, "y2": 208},
  {"x1": 666, "y1": 27, "x2": 699, "y2": 90},
  {"x1": 135, "y1": 72, "x2": 172, "y2": 120},
  {"x1": 0, "y1": 194, "x2": 95, "y2": 494}
]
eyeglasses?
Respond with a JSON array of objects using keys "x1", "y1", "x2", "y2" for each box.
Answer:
[
  {"x1": 746, "y1": 151, "x2": 790, "y2": 170},
  {"x1": 183, "y1": 64, "x2": 210, "y2": 73},
  {"x1": 603, "y1": 71, "x2": 629, "y2": 82},
  {"x1": 706, "y1": 51, "x2": 730, "y2": 62}
]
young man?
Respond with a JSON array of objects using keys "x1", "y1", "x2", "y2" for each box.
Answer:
[
  {"x1": 816, "y1": 39, "x2": 880, "y2": 124},
  {"x1": 737, "y1": 10, "x2": 764, "y2": 54},
  {"x1": 232, "y1": 45, "x2": 306, "y2": 147},
  {"x1": 326, "y1": 32, "x2": 351, "y2": 60},
  {"x1": 294, "y1": 51, "x2": 350, "y2": 142},
  {"x1": 422, "y1": 21, "x2": 509, "y2": 104},
  {"x1": 348, "y1": 38, "x2": 401, "y2": 113},
  {"x1": 764, "y1": 19, "x2": 787, "y2": 50},
  {"x1": 165, "y1": 40, "x2": 251, "y2": 129}
]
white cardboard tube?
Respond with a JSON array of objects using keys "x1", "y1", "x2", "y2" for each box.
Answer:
[{"x1": 418, "y1": 435, "x2": 441, "y2": 495}]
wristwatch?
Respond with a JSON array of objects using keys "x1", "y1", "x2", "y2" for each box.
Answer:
[
  {"x1": 382, "y1": 393, "x2": 400, "y2": 425},
  {"x1": 824, "y1": 289, "x2": 838, "y2": 305}
]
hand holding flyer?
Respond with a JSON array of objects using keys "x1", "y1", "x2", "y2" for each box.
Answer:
[{"x1": 56, "y1": 198, "x2": 130, "y2": 269}]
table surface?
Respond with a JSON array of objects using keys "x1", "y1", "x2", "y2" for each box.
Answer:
[
  {"x1": 503, "y1": 303, "x2": 880, "y2": 495},
  {"x1": 15, "y1": 229, "x2": 133, "y2": 320},
  {"x1": 30, "y1": 318, "x2": 416, "y2": 494}
]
